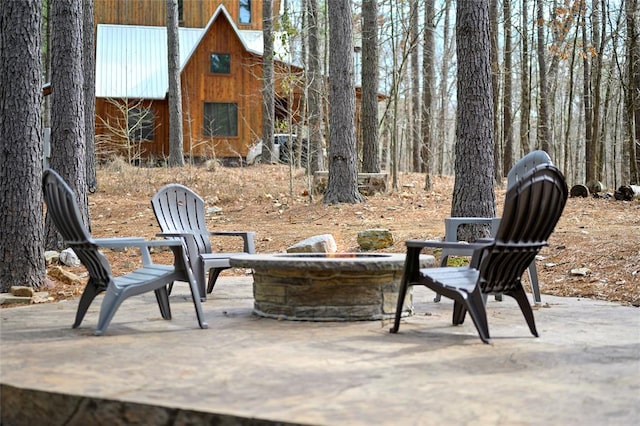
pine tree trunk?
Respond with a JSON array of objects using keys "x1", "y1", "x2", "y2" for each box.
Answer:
[
  {"x1": 502, "y1": 0, "x2": 514, "y2": 177},
  {"x1": 262, "y1": 0, "x2": 275, "y2": 163},
  {"x1": 324, "y1": 0, "x2": 363, "y2": 204},
  {"x1": 45, "y1": 0, "x2": 88, "y2": 250},
  {"x1": 0, "y1": 0, "x2": 46, "y2": 291},
  {"x1": 167, "y1": 0, "x2": 184, "y2": 166},
  {"x1": 361, "y1": 0, "x2": 379, "y2": 173},
  {"x1": 410, "y1": 1, "x2": 421, "y2": 172},
  {"x1": 422, "y1": 0, "x2": 435, "y2": 189},
  {"x1": 83, "y1": 0, "x2": 96, "y2": 189},
  {"x1": 307, "y1": 0, "x2": 324, "y2": 173},
  {"x1": 452, "y1": 0, "x2": 496, "y2": 241}
]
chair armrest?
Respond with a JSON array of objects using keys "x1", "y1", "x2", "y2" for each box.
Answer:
[
  {"x1": 405, "y1": 239, "x2": 492, "y2": 251},
  {"x1": 207, "y1": 231, "x2": 256, "y2": 254},
  {"x1": 94, "y1": 237, "x2": 185, "y2": 266}
]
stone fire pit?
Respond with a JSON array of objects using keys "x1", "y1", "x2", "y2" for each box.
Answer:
[{"x1": 229, "y1": 253, "x2": 435, "y2": 321}]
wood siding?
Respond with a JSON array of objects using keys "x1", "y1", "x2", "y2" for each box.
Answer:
[{"x1": 95, "y1": 0, "x2": 281, "y2": 30}]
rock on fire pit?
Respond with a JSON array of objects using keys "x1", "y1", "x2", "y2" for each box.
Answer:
[{"x1": 229, "y1": 253, "x2": 435, "y2": 321}]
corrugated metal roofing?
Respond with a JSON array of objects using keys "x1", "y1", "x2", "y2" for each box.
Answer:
[
  {"x1": 95, "y1": 5, "x2": 301, "y2": 100},
  {"x1": 96, "y1": 25, "x2": 202, "y2": 99}
]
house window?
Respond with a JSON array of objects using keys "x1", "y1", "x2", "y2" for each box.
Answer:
[
  {"x1": 239, "y1": 0, "x2": 251, "y2": 24},
  {"x1": 128, "y1": 107, "x2": 154, "y2": 141},
  {"x1": 210, "y1": 53, "x2": 231, "y2": 74},
  {"x1": 203, "y1": 103, "x2": 238, "y2": 137}
]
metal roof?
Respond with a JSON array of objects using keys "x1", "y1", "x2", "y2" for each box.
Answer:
[{"x1": 95, "y1": 5, "x2": 300, "y2": 100}]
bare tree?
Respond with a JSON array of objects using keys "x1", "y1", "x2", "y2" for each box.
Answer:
[
  {"x1": 167, "y1": 0, "x2": 184, "y2": 166},
  {"x1": 0, "y1": 0, "x2": 45, "y2": 291},
  {"x1": 626, "y1": 0, "x2": 640, "y2": 184},
  {"x1": 422, "y1": 0, "x2": 435, "y2": 189},
  {"x1": 410, "y1": 1, "x2": 421, "y2": 172},
  {"x1": 45, "y1": 0, "x2": 88, "y2": 250},
  {"x1": 361, "y1": 0, "x2": 380, "y2": 173},
  {"x1": 451, "y1": 0, "x2": 496, "y2": 241},
  {"x1": 490, "y1": 0, "x2": 501, "y2": 181},
  {"x1": 502, "y1": 0, "x2": 514, "y2": 176},
  {"x1": 537, "y1": 0, "x2": 551, "y2": 152},
  {"x1": 324, "y1": 0, "x2": 363, "y2": 204},
  {"x1": 83, "y1": 0, "x2": 96, "y2": 190},
  {"x1": 262, "y1": 0, "x2": 276, "y2": 163},
  {"x1": 438, "y1": 0, "x2": 453, "y2": 176},
  {"x1": 307, "y1": 0, "x2": 324, "y2": 173},
  {"x1": 520, "y1": 0, "x2": 532, "y2": 155}
]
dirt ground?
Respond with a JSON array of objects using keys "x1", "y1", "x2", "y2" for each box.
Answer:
[{"x1": 23, "y1": 161, "x2": 640, "y2": 308}]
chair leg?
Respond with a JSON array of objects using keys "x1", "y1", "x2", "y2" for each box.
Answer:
[
  {"x1": 389, "y1": 279, "x2": 410, "y2": 334},
  {"x1": 206, "y1": 268, "x2": 224, "y2": 294},
  {"x1": 185, "y1": 270, "x2": 208, "y2": 330},
  {"x1": 95, "y1": 285, "x2": 127, "y2": 336},
  {"x1": 509, "y1": 286, "x2": 539, "y2": 337},
  {"x1": 154, "y1": 286, "x2": 172, "y2": 320},
  {"x1": 72, "y1": 280, "x2": 104, "y2": 329},
  {"x1": 463, "y1": 289, "x2": 491, "y2": 344},
  {"x1": 528, "y1": 261, "x2": 542, "y2": 305},
  {"x1": 452, "y1": 300, "x2": 467, "y2": 325}
]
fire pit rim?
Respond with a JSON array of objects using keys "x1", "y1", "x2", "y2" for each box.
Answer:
[{"x1": 229, "y1": 253, "x2": 433, "y2": 272}]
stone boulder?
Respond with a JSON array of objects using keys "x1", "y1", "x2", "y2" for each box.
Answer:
[
  {"x1": 287, "y1": 234, "x2": 337, "y2": 253},
  {"x1": 357, "y1": 229, "x2": 394, "y2": 251}
]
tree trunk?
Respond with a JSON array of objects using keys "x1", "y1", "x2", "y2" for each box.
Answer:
[
  {"x1": 307, "y1": 0, "x2": 324, "y2": 173},
  {"x1": 45, "y1": 0, "x2": 88, "y2": 250},
  {"x1": 438, "y1": 0, "x2": 452, "y2": 177},
  {"x1": 0, "y1": 0, "x2": 46, "y2": 291},
  {"x1": 490, "y1": 0, "x2": 501, "y2": 182},
  {"x1": 410, "y1": 1, "x2": 421, "y2": 172},
  {"x1": 536, "y1": 0, "x2": 551, "y2": 152},
  {"x1": 262, "y1": 0, "x2": 275, "y2": 163},
  {"x1": 502, "y1": 0, "x2": 514, "y2": 177},
  {"x1": 167, "y1": 0, "x2": 184, "y2": 166},
  {"x1": 83, "y1": 0, "x2": 96, "y2": 190},
  {"x1": 582, "y1": 0, "x2": 595, "y2": 183},
  {"x1": 324, "y1": 0, "x2": 363, "y2": 204},
  {"x1": 422, "y1": 0, "x2": 435, "y2": 190},
  {"x1": 626, "y1": 0, "x2": 640, "y2": 184},
  {"x1": 520, "y1": 0, "x2": 531, "y2": 155},
  {"x1": 452, "y1": 0, "x2": 496, "y2": 241},
  {"x1": 361, "y1": 0, "x2": 379, "y2": 173}
]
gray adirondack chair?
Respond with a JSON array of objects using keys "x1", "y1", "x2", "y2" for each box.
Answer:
[
  {"x1": 42, "y1": 169, "x2": 207, "y2": 335},
  {"x1": 151, "y1": 184, "x2": 256, "y2": 301},
  {"x1": 436, "y1": 150, "x2": 553, "y2": 305},
  {"x1": 390, "y1": 164, "x2": 567, "y2": 343}
]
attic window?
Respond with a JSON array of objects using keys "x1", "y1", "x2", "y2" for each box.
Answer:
[
  {"x1": 210, "y1": 53, "x2": 231, "y2": 74},
  {"x1": 128, "y1": 107, "x2": 154, "y2": 141},
  {"x1": 239, "y1": 0, "x2": 251, "y2": 24},
  {"x1": 203, "y1": 102, "x2": 238, "y2": 137}
]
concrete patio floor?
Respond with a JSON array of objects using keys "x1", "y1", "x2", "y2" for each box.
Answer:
[{"x1": 1, "y1": 276, "x2": 639, "y2": 425}]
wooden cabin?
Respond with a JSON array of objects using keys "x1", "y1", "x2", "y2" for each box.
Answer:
[{"x1": 94, "y1": 1, "x2": 303, "y2": 164}]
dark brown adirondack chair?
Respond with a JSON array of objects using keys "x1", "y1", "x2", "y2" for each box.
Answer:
[
  {"x1": 43, "y1": 169, "x2": 208, "y2": 335},
  {"x1": 151, "y1": 184, "x2": 256, "y2": 301},
  {"x1": 390, "y1": 164, "x2": 568, "y2": 344},
  {"x1": 436, "y1": 150, "x2": 553, "y2": 305}
]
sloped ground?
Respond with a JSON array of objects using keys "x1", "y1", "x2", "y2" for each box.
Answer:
[{"x1": 18, "y1": 161, "x2": 640, "y2": 307}]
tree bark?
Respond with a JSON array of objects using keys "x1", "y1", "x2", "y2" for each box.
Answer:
[
  {"x1": 262, "y1": 0, "x2": 275, "y2": 163},
  {"x1": 502, "y1": 0, "x2": 514, "y2": 177},
  {"x1": 361, "y1": 0, "x2": 379, "y2": 173},
  {"x1": 83, "y1": 0, "x2": 96, "y2": 189},
  {"x1": 520, "y1": 0, "x2": 531, "y2": 155},
  {"x1": 0, "y1": 0, "x2": 46, "y2": 291},
  {"x1": 167, "y1": 0, "x2": 184, "y2": 166},
  {"x1": 307, "y1": 0, "x2": 324, "y2": 173},
  {"x1": 536, "y1": 0, "x2": 551, "y2": 152},
  {"x1": 452, "y1": 0, "x2": 496, "y2": 241},
  {"x1": 410, "y1": 1, "x2": 421, "y2": 172},
  {"x1": 324, "y1": 0, "x2": 363, "y2": 204},
  {"x1": 490, "y1": 0, "x2": 501, "y2": 182},
  {"x1": 45, "y1": 0, "x2": 88, "y2": 250},
  {"x1": 422, "y1": 0, "x2": 435, "y2": 189}
]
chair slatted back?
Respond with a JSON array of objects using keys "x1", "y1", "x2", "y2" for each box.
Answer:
[
  {"x1": 43, "y1": 169, "x2": 112, "y2": 289},
  {"x1": 478, "y1": 165, "x2": 567, "y2": 294},
  {"x1": 151, "y1": 184, "x2": 212, "y2": 254}
]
